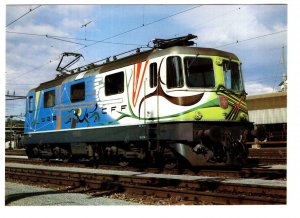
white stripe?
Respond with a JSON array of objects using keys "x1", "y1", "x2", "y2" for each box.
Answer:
[
  {"x1": 94, "y1": 84, "x2": 104, "y2": 89},
  {"x1": 25, "y1": 122, "x2": 145, "y2": 134},
  {"x1": 75, "y1": 72, "x2": 86, "y2": 80},
  {"x1": 97, "y1": 98, "x2": 123, "y2": 105},
  {"x1": 94, "y1": 77, "x2": 103, "y2": 82}
]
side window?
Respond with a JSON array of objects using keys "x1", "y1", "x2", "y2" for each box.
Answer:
[
  {"x1": 44, "y1": 90, "x2": 55, "y2": 108},
  {"x1": 28, "y1": 96, "x2": 34, "y2": 113},
  {"x1": 71, "y1": 82, "x2": 85, "y2": 102},
  {"x1": 105, "y1": 72, "x2": 124, "y2": 96},
  {"x1": 149, "y1": 63, "x2": 157, "y2": 88},
  {"x1": 223, "y1": 60, "x2": 243, "y2": 91},
  {"x1": 167, "y1": 56, "x2": 183, "y2": 89}
]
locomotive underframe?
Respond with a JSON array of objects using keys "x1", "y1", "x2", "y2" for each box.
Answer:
[{"x1": 24, "y1": 121, "x2": 252, "y2": 167}]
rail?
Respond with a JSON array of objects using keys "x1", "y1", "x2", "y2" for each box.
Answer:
[
  {"x1": 246, "y1": 141, "x2": 287, "y2": 145},
  {"x1": 5, "y1": 163, "x2": 286, "y2": 205}
]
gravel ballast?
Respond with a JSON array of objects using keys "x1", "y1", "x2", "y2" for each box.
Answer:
[{"x1": 5, "y1": 182, "x2": 141, "y2": 206}]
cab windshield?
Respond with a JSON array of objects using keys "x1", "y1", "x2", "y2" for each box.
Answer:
[
  {"x1": 184, "y1": 57, "x2": 215, "y2": 88},
  {"x1": 223, "y1": 60, "x2": 244, "y2": 92}
]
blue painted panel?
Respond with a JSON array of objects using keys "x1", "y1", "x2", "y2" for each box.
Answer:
[
  {"x1": 25, "y1": 75, "x2": 119, "y2": 133},
  {"x1": 59, "y1": 76, "x2": 101, "y2": 129},
  {"x1": 24, "y1": 91, "x2": 36, "y2": 133}
]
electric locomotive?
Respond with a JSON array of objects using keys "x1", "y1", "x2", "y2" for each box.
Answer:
[{"x1": 24, "y1": 34, "x2": 252, "y2": 167}]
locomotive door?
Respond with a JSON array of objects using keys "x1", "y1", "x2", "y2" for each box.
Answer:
[
  {"x1": 142, "y1": 61, "x2": 160, "y2": 143},
  {"x1": 144, "y1": 62, "x2": 159, "y2": 123}
]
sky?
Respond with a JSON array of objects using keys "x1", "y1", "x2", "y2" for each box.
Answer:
[{"x1": 5, "y1": 4, "x2": 287, "y2": 116}]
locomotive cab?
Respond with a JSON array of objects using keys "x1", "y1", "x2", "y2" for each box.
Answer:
[
  {"x1": 144, "y1": 46, "x2": 249, "y2": 123},
  {"x1": 162, "y1": 54, "x2": 245, "y2": 95},
  {"x1": 131, "y1": 44, "x2": 251, "y2": 166}
]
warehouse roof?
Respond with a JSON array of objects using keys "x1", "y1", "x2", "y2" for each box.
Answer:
[
  {"x1": 247, "y1": 92, "x2": 287, "y2": 110},
  {"x1": 247, "y1": 92, "x2": 287, "y2": 124}
]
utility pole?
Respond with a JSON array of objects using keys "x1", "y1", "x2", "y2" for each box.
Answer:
[
  {"x1": 279, "y1": 46, "x2": 287, "y2": 92},
  {"x1": 9, "y1": 115, "x2": 13, "y2": 149},
  {"x1": 81, "y1": 21, "x2": 92, "y2": 40},
  {"x1": 282, "y1": 46, "x2": 287, "y2": 92}
]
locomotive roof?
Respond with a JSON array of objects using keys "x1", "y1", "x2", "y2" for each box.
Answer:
[{"x1": 32, "y1": 46, "x2": 239, "y2": 92}]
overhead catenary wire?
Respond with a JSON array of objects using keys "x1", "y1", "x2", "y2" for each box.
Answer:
[
  {"x1": 73, "y1": 5, "x2": 203, "y2": 52},
  {"x1": 6, "y1": 28, "x2": 287, "y2": 83},
  {"x1": 6, "y1": 5, "x2": 203, "y2": 49},
  {"x1": 6, "y1": 5, "x2": 203, "y2": 80},
  {"x1": 6, "y1": 31, "x2": 147, "y2": 47},
  {"x1": 6, "y1": 6, "x2": 286, "y2": 85},
  {"x1": 46, "y1": 35, "x2": 87, "y2": 46},
  {"x1": 6, "y1": 31, "x2": 44, "y2": 37},
  {"x1": 215, "y1": 29, "x2": 287, "y2": 49},
  {"x1": 6, "y1": 5, "x2": 42, "y2": 28},
  {"x1": 174, "y1": 6, "x2": 241, "y2": 37},
  {"x1": 7, "y1": 57, "x2": 60, "y2": 81},
  {"x1": 6, "y1": 83, "x2": 38, "y2": 86}
]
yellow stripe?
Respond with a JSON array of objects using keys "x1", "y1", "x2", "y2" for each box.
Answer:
[
  {"x1": 34, "y1": 91, "x2": 40, "y2": 119},
  {"x1": 223, "y1": 94, "x2": 247, "y2": 108}
]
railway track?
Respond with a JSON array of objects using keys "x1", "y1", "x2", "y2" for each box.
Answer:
[
  {"x1": 5, "y1": 163, "x2": 286, "y2": 205},
  {"x1": 248, "y1": 148, "x2": 287, "y2": 165},
  {"x1": 5, "y1": 149, "x2": 26, "y2": 156},
  {"x1": 5, "y1": 156, "x2": 286, "y2": 180},
  {"x1": 5, "y1": 147, "x2": 287, "y2": 165}
]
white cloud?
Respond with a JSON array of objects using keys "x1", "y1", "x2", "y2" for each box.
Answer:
[
  {"x1": 51, "y1": 5, "x2": 94, "y2": 17},
  {"x1": 245, "y1": 81, "x2": 277, "y2": 95},
  {"x1": 172, "y1": 5, "x2": 286, "y2": 48}
]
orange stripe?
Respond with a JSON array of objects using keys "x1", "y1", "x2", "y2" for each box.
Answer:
[
  {"x1": 56, "y1": 115, "x2": 61, "y2": 130},
  {"x1": 136, "y1": 62, "x2": 142, "y2": 84},
  {"x1": 56, "y1": 85, "x2": 61, "y2": 130},
  {"x1": 133, "y1": 60, "x2": 149, "y2": 107},
  {"x1": 132, "y1": 62, "x2": 141, "y2": 106},
  {"x1": 132, "y1": 64, "x2": 135, "y2": 105}
]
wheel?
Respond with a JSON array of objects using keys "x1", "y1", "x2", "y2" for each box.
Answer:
[
  {"x1": 118, "y1": 156, "x2": 129, "y2": 167},
  {"x1": 226, "y1": 141, "x2": 249, "y2": 166},
  {"x1": 164, "y1": 154, "x2": 178, "y2": 169},
  {"x1": 118, "y1": 161, "x2": 129, "y2": 167},
  {"x1": 25, "y1": 146, "x2": 34, "y2": 158}
]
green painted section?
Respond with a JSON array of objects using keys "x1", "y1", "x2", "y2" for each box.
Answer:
[{"x1": 96, "y1": 55, "x2": 248, "y2": 125}]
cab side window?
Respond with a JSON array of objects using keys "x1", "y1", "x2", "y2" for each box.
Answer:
[
  {"x1": 149, "y1": 63, "x2": 157, "y2": 88},
  {"x1": 105, "y1": 72, "x2": 124, "y2": 96},
  {"x1": 167, "y1": 56, "x2": 183, "y2": 89},
  {"x1": 71, "y1": 82, "x2": 85, "y2": 102},
  {"x1": 44, "y1": 90, "x2": 55, "y2": 108},
  {"x1": 28, "y1": 96, "x2": 34, "y2": 113}
]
